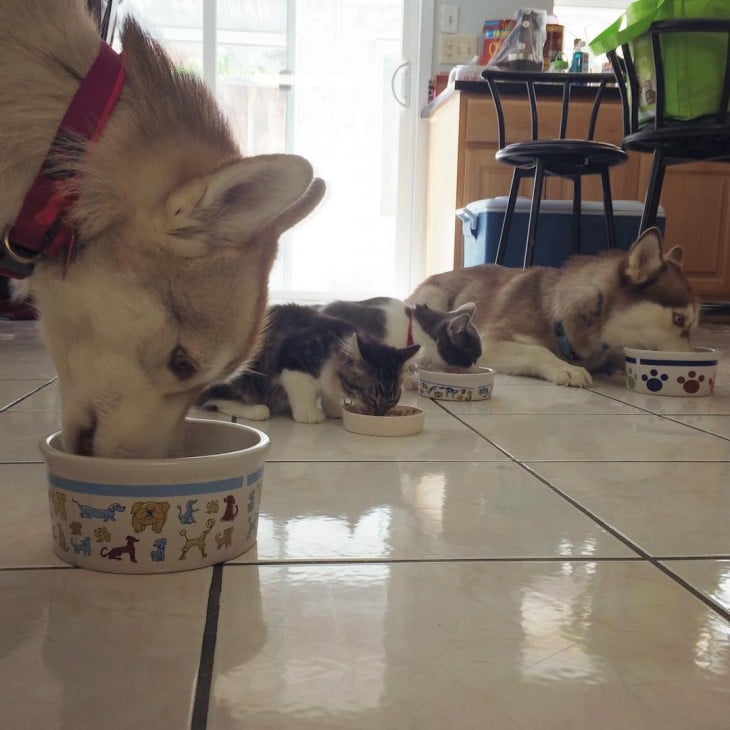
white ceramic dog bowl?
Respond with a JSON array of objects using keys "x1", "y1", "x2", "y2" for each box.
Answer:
[
  {"x1": 40, "y1": 418, "x2": 270, "y2": 574},
  {"x1": 342, "y1": 404, "x2": 425, "y2": 436},
  {"x1": 624, "y1": 347, "x2": 719, "y2": 397},
  {"x1": 417, "y1": 367, "x2": 495, "y2": 401}
]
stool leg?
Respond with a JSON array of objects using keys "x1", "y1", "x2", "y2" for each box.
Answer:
[
  {"x1": 640, "y1": 149, "x2": 666, "y2": 233},
  {"x1": 600, "y1": 169, "x2": 617, "y2": 249},
  {"x1": 524, "y1": 162, "x2": 545, "y2": 268},
  {"x1": 572, "y1": 177, "x2": 582, "y2": 254},
  {"x1": 496, "y1": 169, "x2": 523, "y2": 265}
]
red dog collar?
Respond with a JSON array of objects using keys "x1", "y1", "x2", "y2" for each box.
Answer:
[
  {"x1": 1, "y1": 42, "x2": 125, "y2": 279},
  {"x1": 406, "y1": 307, "x2": 415, "y2": 347}
]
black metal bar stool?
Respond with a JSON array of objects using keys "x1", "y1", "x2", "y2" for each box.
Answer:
[
  {"x1": 481, "y1": 69, "x2": 628, "y2": 268},
  {"x1": 607, "y1": 18, "x2": 730, "y2": 234}
]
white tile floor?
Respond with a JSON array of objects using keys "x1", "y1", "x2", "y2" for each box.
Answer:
[{"x1": 1, "y1": 318, "x2": 729, "y2": 729}]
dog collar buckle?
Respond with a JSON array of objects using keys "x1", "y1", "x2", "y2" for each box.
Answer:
[{"x1": 1, "y1": 226, "x2": 42, "y2": 278}]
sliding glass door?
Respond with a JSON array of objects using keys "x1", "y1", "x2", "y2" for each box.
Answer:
[{"x1": 119, "y1": 0, "x2": 428, "y2": 301}]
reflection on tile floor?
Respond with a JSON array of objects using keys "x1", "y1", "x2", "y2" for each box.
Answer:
[{"x1": 1, "y1": 319, "x2": 729, "y2": 729}]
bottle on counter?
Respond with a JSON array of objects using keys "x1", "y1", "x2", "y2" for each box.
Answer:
[{"x1": 570, "y1": 38, "x2": 588, "y2": 72}]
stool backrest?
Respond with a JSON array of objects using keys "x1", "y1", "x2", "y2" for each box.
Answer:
[
  {"x1": 607, "y1": 18, "x2": 730, "y2": 135},
  {"x1": 480, "y1": 69, "x2": 616, "y2": 148}
]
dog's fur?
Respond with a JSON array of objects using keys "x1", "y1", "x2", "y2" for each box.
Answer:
[
  {"x1": 407, "y1": 229, "x2": 698, "y2": 386},
  {"x1": 0, "y1": 2, "x2": 324, "y2": 457}
]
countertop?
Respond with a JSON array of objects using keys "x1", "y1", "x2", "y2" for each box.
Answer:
[{"x1": 421, "y1": 78, "x2": 621, "y2": 119}]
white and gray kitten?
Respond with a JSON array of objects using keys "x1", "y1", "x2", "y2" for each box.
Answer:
[{"x1": 202, "y1": 303, "x2": 420, "y2": 423}]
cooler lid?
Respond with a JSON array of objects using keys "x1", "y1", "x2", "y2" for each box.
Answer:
[{"x1": 460, "y1": 197, "x2": 665, "y2": 217}]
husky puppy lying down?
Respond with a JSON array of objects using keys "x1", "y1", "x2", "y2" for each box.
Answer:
[{"x1": 407, "y1": 228, "x2": 699, "y2": 386}]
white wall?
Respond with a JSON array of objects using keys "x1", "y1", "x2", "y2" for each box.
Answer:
[{"x1": 432, "y1": 0, "x2": 554, "y2": 75}]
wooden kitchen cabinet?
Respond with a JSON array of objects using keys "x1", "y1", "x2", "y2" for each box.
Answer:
[
  {"x1": 637, "y1": 156, "x2": 730, "y2": 301},
  {"x1": 423, "y1": 81, "x2": 730, "y2": 301}
]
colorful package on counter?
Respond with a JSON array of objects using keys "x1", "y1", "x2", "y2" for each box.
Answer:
[{"x1": 479, "y1": 19, "x2": 515, "y2": 65}]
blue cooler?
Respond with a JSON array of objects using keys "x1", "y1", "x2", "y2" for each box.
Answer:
[{"x1": 457, "y1": 197, "x2": 666, "y2": 268}]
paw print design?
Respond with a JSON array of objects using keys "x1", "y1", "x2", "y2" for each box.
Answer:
[
  {"x1": 642, "y1": 369, "x2": 668, "y2": 392},
  {"x1": 676, "y1": 371, "x2": 705, "y2": 394},
  {"x1": 626, "y1": 366, "x2": 637, "y2": 391},
  {"x1": 70, "y1": 521, "x2": 83, "y2": 535}
]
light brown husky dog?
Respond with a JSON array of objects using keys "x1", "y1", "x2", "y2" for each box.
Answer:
[
  {"x1": 0, "y1": 2, "x2": 324, "y2": 457},
  {"x1": 408, "y1": 228, "x2": 699, "y2": 387}
]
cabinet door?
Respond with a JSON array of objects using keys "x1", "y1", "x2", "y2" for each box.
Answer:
[
  {"x1": 462, "y1": 147, "x2": 522, "y2": 205},
  {"x1": 639, "y1": 156, "x2": 730, "y2": 300}
]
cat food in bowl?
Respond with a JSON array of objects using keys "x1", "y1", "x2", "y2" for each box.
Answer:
[
  {"x1": 40, "y1": 418, "x2": 269, "y2": 574},
  {"x1": 417, "y1": 367, "x2": 495, "y2": 401},
  {"x1": 624, "y1": 347, "x2": 719, "y2": 396},
  {"x1": 342, "y1": 404, "x2": 425, "y2": 436}
]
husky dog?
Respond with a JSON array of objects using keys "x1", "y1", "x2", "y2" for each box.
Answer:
[
  {"x1": 0, "y1": 2, "x2": 323, "y2": 457},
  {"x1": 407, "y1": 228, "x2": 699, "y2": 386}
]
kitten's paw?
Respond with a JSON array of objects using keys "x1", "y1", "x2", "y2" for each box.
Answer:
[
  {"x1": 403, "y1": 372, "x2": 418, "y2": 390},
  {"x1": 203, "y1": 400, "x2": 271, "y2": 420},
  {"x1": 548, "y1": 364, "x2": 592, "y2": 387},
  {"x1": 292, "y1": 407, "x2": 327, "y2": 424}
]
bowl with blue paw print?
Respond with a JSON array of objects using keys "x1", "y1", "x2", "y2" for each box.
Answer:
[{"x1": 624, "y1": 347, "x2": 719, "y2": 397}]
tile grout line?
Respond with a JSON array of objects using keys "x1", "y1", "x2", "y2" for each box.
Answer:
[
  {"x1": 519, "y1": 461, "x2": 730, "y2": 621},
  {"x1": 436, "y1": 400, "x2": 730, "y2": 623},
  {"x1": 0, "y1": 378, "x2": 57, "y2": 413},
  {"x1": 2, "y1": 554, "x2": 729, "y2": 575},
  {"x1": 190, "y1": 563, "x2": 224, "y2": 730},
  {"x1": 587, "y1": 387, "x2": 730, "y2": 442}
]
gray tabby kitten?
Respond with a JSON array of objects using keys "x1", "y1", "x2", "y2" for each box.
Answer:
[
  {"x1": 202, "y1": 303, "x2": 420, "y2": 423},
  {"x1": 319, "y1": 297, "x2": 482, "y2": 385}
]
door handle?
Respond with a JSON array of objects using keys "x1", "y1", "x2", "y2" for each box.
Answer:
[
  {"x1": 390, "y1": 61, "x2": 410, "y2": 108},
  {"x1": 278, "y1": 70, "x2": 294, "y2": 91}
]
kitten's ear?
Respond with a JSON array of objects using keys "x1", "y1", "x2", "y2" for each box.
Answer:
[
  {"x1": 447, "y1": 313, "x2": 472, "y2": 340},
  {"x1": 452, "y1": 302, "x2": 476, "y2": 317},
  {"x1": 342, "y1": 333, "x2": 363, "y2": 363},
  {"x1": 399, "y1": 344, "x2": 421, "y2": 364}
]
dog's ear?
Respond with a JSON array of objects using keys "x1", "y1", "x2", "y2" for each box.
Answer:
[
  {"x1": 665, "y1": 245, "x2": 684, "y2": 267},
  {"x1": 163, "y1": 154, "x2": 316, "y2": 243},
  {"x1": 625, "y1": 228, "x2": 664, "y2": 285},
  {"x1": 159, "y1": 502, "x2": 170, "y2": 515}
]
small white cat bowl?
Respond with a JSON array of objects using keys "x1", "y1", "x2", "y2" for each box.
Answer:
[
  {"x1": 40, "y1": 418, "x2": 269, "y2": 574},
  {"x1": 417, "y1": 367, "x2": 495, "y2": 401},
  {"x1": 342, "y1": 404, "x2": 425, "y2": 436},
  {"x1": 624, "y1": 347, "x2": 719, "y2": 397}
]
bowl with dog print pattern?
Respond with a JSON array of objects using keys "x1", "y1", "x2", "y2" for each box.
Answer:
[
  {"x1": 342, "y1": 404, "x2": 425, "y2": 436},
  {"x1": 624, "y1": 347, "x2": 719, "y2": 397},
  {"x1": 40, "y1": 418, "x2": 269, "y2": 574},
  {"x1": 417, "y1": 366, "x2": 495, "y2": 401}
]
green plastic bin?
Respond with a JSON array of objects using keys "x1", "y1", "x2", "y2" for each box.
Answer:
[{"x1": 589, "y1": 0, "x2": 730, "y2": 123}]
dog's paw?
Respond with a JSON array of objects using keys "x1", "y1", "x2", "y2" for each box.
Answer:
[
  {"x1": 292, "y1": 406, "x2": 327, "y2": 424},
  {"x1": 549, "y1": 364, "x2": 593, "y2": 387}
]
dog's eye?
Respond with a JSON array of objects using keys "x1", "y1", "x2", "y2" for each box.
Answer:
[
  {"x1": 672, "y1": 313, "x2": 686, "y2": 327},
  {"x1": 168, "y1": 346, "x2": 197, "y2": 380}
]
